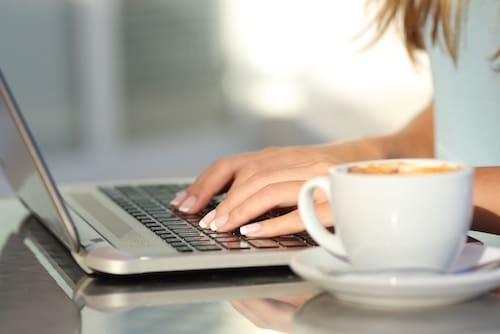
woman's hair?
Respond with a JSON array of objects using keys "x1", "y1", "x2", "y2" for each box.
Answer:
[{"x1": 371, "y1": 0, "x2": 499, "y2": 62}]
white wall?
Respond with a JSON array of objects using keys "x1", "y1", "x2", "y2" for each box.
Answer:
[
  {"x1": 221, "y1": 0, "x2": 433, "y2": 140},
  {"x1": 0, "y1": 0, "x2": 433, "y2": 195}
]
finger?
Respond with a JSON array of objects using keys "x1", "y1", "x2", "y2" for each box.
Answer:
[
  {"x1": 214, "y1": 161, "x2": 333, "y2": 218},
  {"x1": 230, "y1": 149, "x2": 328, "y2": 189},
  {"x1": 208, "y1": 181, "x2": 305, "y2": 232},
  {"x1": 172, "y1": 153, "x2": 250, "y2": 213},
  {"x1": 240, "y1": 202, "x2": 333, "y2": 238},
  {"x1": 174, "y1": 148, "x2": 283, "y2": 213}
]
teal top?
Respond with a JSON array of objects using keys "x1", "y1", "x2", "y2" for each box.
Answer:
[{"x1": 425, "y1": 0, "x2": 500, "y2": 166}]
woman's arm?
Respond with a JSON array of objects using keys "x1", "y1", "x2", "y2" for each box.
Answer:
[
  {"x1": 472, "y1": 168, "x2": 500, "y2": 235},
  {"x1": 384, "y1": 102, "x2": 435, "y2": 158},
  {"x1": 388, "y1": 103, "x2": 500, "y2": 235},
  {"x1": 172, "y1": 102, "x2": 436, "y2": 237}
]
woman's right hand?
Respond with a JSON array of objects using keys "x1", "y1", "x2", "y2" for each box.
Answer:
[{"x1": 169, "y1": 137, "x2": 389, "y2": 237}]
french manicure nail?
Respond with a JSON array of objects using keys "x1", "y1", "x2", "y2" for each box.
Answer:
[
  {"x1": 170, "y1": 190, "x2": 188, "y2": 206},
  {"x1": 179, "y1": 195, "x2": 196, "y2": 212},
  {"x1": 199, "y1": 209, "x2": 216, "y2": 229},
  {"x1": 240, "y1": 223, "x2": 261, "y2": 235},
  {"x1": 210, "y1": 214, "x2": 228, "y2": 231}
]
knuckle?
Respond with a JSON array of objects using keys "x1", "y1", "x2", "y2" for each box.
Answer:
[
  {"x1": 237, "y1": 164, "x2": 257, "y2": 180},
  {"x1": 230, "y1": 206, "x2": 248, "y2": 224},
  {"x1": 261, "y1": 183, "x2": 280, "y2": 200},
  {"x1": 216, "y1": 198, "x2": 234, "y2": 214},
  {"x1": 211, "y1": 157, "x2": 230, "y2": 172}
]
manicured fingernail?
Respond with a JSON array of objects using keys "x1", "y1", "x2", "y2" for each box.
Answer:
[
  {"x1": 179, "y1": 195, "x2": 196, "y2": 212},
  {"x1": 199, "y1": 209, "x2": 216, "y2": 229},
  {"x1": 170, "y1": 191, "x2": 188, "y2": 206},
  {"x1": 240, "y1": 223, "x2": 261, "y2": 235},
  {"x1": 210, "y1": 214, "x2": 228, "y2": 231}
]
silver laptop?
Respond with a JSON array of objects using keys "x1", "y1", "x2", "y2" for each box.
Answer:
[
  {"x1": 0, "y1": 68, "x2": 315, "y2": 275},
  {"x1": 15, "y1": 215, "x2": 317, "y2": 312},
  {"x1": 2, "y1": 217, "x2": 317, "y2": 334}
]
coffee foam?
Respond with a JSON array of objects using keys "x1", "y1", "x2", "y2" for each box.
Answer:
[{"x1": 347, "y1": 161, "x2": 461, "y2": 175}]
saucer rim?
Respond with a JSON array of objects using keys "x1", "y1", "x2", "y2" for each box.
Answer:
[
  {"x1": 289, "y1": 244, "x2": 500, "y2": 308},
  {"x1": 289, "y1": 244, "x2": 500, "y2": 293}
]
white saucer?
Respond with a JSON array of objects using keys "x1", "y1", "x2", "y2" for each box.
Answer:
[{"x1": 290, "y1": 243, "x2": 500, "y2": 309}]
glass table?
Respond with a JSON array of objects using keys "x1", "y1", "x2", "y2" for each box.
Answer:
[{"x1": 1, "y1": 198, "x2": 500, "y2": 334}]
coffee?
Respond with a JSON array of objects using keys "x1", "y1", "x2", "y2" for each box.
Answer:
[{"x1": 347, "y1": 161, "x2": 461, "y2": 175}]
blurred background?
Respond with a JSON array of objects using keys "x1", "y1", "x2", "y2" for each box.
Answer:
[{"x1": 0, "y1": 0, "x2": 432, "y2": 195}]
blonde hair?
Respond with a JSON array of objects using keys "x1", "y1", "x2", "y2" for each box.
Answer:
[{"x1": 370, "y1": 0, "x2": 499, "y2": 62}]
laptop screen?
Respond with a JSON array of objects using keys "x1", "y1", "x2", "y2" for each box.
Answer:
[{"x1": 0, "y1": 69, "x2": 80, "y2": 252}]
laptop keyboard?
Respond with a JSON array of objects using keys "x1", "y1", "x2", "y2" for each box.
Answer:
[{"x1": 99, "y1": 185, "x2": 317, "y2": 253}]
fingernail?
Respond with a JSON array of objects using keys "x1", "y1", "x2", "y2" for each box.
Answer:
[
  {"x1": 199, "y1": 209, "x2": 216, "y2": 229},
  {"x1": 179, "y1": 195, "x2": 196, "y2": 212},
  {"x1": 210, "y1": 213, "x2": 228, "y2": 231},
  {"x1": 240, "y1": 223, "x2": 261, "y2": 235},
  {"x1": 170, "y1": 191, "x2": 188, "y2": 206}
]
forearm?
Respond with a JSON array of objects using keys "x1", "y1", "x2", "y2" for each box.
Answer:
[
  {"x1": 321, "y1": 102, "x2": 435, "y2": 162},
  {"x1": 472, "y1": 167, "x2": 500, "y2": 235},
  {"x1": 384, "y1": 102, "x2": 435, "y2": 158}
]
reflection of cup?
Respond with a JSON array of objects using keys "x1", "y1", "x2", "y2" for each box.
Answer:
[
  {"x1": 298, "y1": 159, "x2": 474, "y2": 273},
  {"x1": 293, "y1": 293, "x2": 500, "y2": 334}
]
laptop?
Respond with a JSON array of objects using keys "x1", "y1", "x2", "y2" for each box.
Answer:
[
  {"x1": 1, "y1": 216, "x2": 317, "y2": 334},
  {"x1": 0, "y1": 68, "x2": 316, "y2": 275},
  {"x1": 15, "y1": 215, "x2": 317, "y2": 312}
]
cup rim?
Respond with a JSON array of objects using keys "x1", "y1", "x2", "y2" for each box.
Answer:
[{"x1": 329, "y1": 158, "x2": 473, "y2": 178}]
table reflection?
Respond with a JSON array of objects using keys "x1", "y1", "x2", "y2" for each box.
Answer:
[
  {"x1": 1, "y1": 214, "x2": 318, "y2": 334},
  {"x1": 228, "y1": 289, "x2": 500, "y2": 334},
  {"x1": 294, "y1": 292, "x2": 500, "y2": 334}
]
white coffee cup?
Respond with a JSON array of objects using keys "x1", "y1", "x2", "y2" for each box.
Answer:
[{"x1": 298, "y1": 159, "x2": 474, "y2": 273}]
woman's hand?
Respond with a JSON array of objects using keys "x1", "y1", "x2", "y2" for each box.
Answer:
[
  {"x1": 169, "y1": 106, "x2": 433, "y2": 237},
  {"x1": 171, "y1": 138, "x2": 389, "y2": 237},
  {"x1": 169, "y1": 145, "x2": 342, "y2": 236},
  {"x1": 171, "y1": 145, "x2": 334, "y2": 211},
  {"x1": 196, "y1": 160, "x2": 336, "y2": 237}
]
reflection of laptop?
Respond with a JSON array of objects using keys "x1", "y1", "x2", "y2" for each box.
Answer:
[
  {"x1": 2, "y1": 215, "x2": 317, "y2": 334},
  {"x1": 0, "y1": 68, "x2": 315, "y2": 275},
  {"x1": 0, "y1": 223, "x2": 81, "y2": 334},
  {"x1": 18, "y1": 215, "x2": 318, "y2": 312}
]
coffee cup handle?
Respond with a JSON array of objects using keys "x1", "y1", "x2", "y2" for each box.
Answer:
[{"x1": 298, "y1": 176, "x2": 346, "y2": 256}]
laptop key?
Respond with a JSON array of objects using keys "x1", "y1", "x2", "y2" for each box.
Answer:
[
  {"x1": 209, "y1": 232, "x2": 233, "y2": 238},
  {"x1": 220, "y1": 241, "x2": 251, "y2": 250},
  {"x1": 102, "y1": 185, "x2": 316, "y2": 254},
  {"x1": 215, "y1": 236, "x2": 240, "y2": 242},
  {"x1": 163, "y1": 237, "x2": 180, "y2": 243},
  {"x1": 150, "y1": 226, "x2": 166, "y2": 232},
  {"x1": 138, "y1": 218, "x2": 156, "y2": 224},
  {"x1": 174, "y1": 246, "x2": 194, "y2": 253},
  {"x1": 183, "y1": 236, "x2": 211, "y2": 242},
  {"x1": 247, "y1": 239, "x2": 280, "y2": 248},
  {"x1": 169, "y1": 241, "x2": 188, "y2": 247},
  {"x1": 194, "y1": 245, "x2": 222, "y2": 251},
  {"x1": 278, "y1": 240, "x2": 308, "y2": 248}
]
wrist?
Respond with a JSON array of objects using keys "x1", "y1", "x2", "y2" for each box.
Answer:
[
  {"x1": 321, "y1": 135, "x2": 394, "y2": 163},
  {"x1": 386, "y1": 129, "x2": 435, "y2": 159}
]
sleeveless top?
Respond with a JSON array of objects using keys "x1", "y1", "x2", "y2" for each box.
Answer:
[{"x1": 425, "y1": 0, "x2": 500, "y2": 166}]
